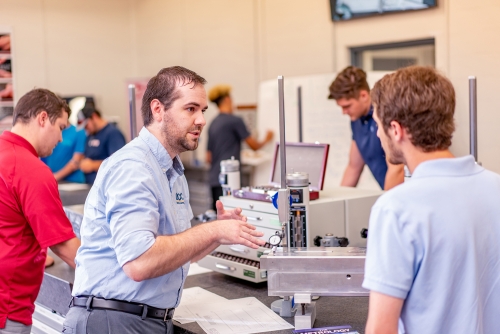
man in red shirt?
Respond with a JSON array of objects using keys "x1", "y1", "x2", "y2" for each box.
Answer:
[{"x1": 0, "y1": 88, "x2": 81, "y2": 333}]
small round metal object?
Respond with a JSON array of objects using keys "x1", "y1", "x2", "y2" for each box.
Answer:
[
  {"x1": 286, "y1": 172, "x2": 309, "y2": 187},
  {"x1": 220, "y1": 157, "x2": 240, "y2": 173},
  {"x1": 269, "y1": 234, "x2": 282, "y2": 246}
]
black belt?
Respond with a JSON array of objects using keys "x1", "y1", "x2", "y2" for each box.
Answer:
[{"x1": 71, "y1": 296, "x2": 175, "y2": 321}]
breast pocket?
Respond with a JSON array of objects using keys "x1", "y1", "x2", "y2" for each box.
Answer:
[
  {"x1": 172, "y1": 182, "x2": 192, "y2": 233},
  {"x1": 175, "y1": 203, "x2": 192, "y2": 233}
]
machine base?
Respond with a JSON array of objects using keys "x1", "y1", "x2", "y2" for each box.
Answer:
[
  {"x1": 270, "y1": 298, "x2": 295, "y2": 318},
  {"x1": 295, "y1": 302, "x2": 317, "y2": 330}
]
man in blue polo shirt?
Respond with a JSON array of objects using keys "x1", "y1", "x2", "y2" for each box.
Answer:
[
  {"x1": 41, "y1": 124, "x2": 87, "y2": 183},
  {"x1": 328, "y1": 66, "x2": 403, "y2": 190},
  {"x1": 77, "y1": 108, "x2": 126, "y2": 184},
  {"x1": 363, "y1": 66, "x2": 500, "y2": 333}
]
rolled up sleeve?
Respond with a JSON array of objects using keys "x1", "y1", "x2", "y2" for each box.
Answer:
[{"x1": 103, "y1": 159, "x2": 160, "y2": 267}]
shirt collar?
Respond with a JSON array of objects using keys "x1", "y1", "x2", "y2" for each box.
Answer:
[
  {"x1": 0, "y1": 131, "x2": 38, "y2": 157},
  {"x1": 359, "y1": 105, "x2": 374, "y2": 124},
  {"x1": 138, "y1": 127, "x2": 184, "y2": 175},
  {"x1": 411, "y1": 155, "x2": 483, "y2": 179}
]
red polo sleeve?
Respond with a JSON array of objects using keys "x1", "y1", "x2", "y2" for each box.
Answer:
[{"x1": 15, "y1": 161, "x2": 76, "y2": 248}]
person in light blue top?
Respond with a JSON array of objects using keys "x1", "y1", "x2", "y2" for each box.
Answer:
[
  {"x1": 41, "y1": 124, "x2": 86, "y2": 183},
  {"x1": 363, "y1": 66, "x2": 500, "y2": 334},
  {"x1": 64, "y1": 66, "x2": 265, "y2": 334}
]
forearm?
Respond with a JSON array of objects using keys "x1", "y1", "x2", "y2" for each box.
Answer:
[
  {"x1": 384, "y1": 164, "x2": 404, "y2": 190},
  {"x1": 192, "y1": 241, "x2": 220, "y2": 262},
  {"x1": 80, "y1": 158, "x2": 103, "y2": 173},
  {"x1": 246, "y1": 136, "x2": 270, "y2": 151},
  {"x1": 54, "y1": 160, "x2": 79, "y2": 181},
  {"x1": 123, "y1": 223, "x2": 217, "y2": 281},
  {"x1": 90, "y1": 160, "x2": 103, "y2": 172},
  {"x1": 49, "y1": 237, "x2": 81, "y2": 269},
  {"x1": 123, "y1": 217, "x2": 264, "y2": 281},
  {"x1": 341, "y1": 165, "x2": 362, "y2": 187}
]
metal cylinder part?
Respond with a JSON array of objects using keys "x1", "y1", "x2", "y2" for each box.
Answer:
[
  {"x1": 469, "y1": 76, "x2": 478, "y2": 162},
  {"x1": 287, "y1": 172, "x2": 309, "y2": 187},
  {"x1": 298, "y1": 86, "x2": 303, "y2": 143},
  {"x1": 278, "y1": 76, "x2": 287, "y2": 189},
  {"x1": 128, "y1": 84, "x2": 138, "y2": 140},
  {"x1": 220, "y1": 157, "x2": 240, "y2": 173},
  {"x1": 277, "y1": 75, "x2": 291, "y2": 252}
]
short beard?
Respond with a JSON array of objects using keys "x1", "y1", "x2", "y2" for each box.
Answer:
[
  {"x1": 177, "y1": 135, "x2": 199, "y2": 152},
  {"x1": 387, "y1": 138, "x2": 405, "y2": 165},
  {"x1": 161, "y1": 118, "x2": 200, "y2": 154}
]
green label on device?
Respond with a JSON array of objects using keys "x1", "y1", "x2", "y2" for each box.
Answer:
[{"x1": 243, "y1": 270, "x2": 256, "y2": 278}]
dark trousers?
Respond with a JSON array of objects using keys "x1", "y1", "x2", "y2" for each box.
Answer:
[
  {"x1": 211, "y1": 186, "x2": 223, "y2": 211},
  {"x1": 63, "y1": 306, "x2": 173, "y2": 334}
]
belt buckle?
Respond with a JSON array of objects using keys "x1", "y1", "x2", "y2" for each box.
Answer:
[{"x1": 163, "y1": 308, "x2": 174, "y2": 322}]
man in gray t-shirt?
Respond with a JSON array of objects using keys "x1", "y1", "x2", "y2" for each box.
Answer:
[{"x1": 206, "y1": 85, "x2": 273, "y2": 210}]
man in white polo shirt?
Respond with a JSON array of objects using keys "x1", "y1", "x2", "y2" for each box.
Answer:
[{"x1": 363, "y1": 66, "x2": 500, "y2": 333}]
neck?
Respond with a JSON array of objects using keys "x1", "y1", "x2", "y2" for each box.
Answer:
[
  {"x1": 146, "y1": 124, "x2": 178, "y2": 159},
  {"x1": 94, "y1": 117, "x2": 108, "y2": 132},
  {"x1": 219, "y1": 107, "x2": 232, "y2": 114},
  {"x1": 362, "y1": 100, "x2": 372, "y2": 116},
  {"x1": 10, "y1": 123, "x2": 40, "y2": 156},
  {"x1": 405, "y1": 148, "x2": 454, "y2": 174}
]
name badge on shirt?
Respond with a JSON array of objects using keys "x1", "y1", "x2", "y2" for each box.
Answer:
[
  {"x1": 176, "y1": 193, "x2": 185, "y2": 204},
  {"x1": 89, "y1": 139, "x2": 100, "y2": 147}
]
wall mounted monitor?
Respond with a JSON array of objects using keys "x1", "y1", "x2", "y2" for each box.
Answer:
[{"x1": 330, "y1": 0, "x2": 437, "y2": 21}]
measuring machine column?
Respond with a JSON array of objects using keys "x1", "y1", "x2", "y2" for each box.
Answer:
[{"x1": 287, "y1": 172, "x2": 309, "y2": 248}]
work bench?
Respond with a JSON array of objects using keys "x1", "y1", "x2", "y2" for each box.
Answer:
[{"x1": 44, "y1": 257, "x2": 368, "y2": 334}]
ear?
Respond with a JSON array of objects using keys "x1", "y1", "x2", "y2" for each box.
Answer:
[
  {"x1": 38, "y1": 110, "x2": 49, "y2": 127},
  {"x1": 389, "y1": 120, "x2": 404, "y2": 142},
  {"x1": 358, "y1": 90, "x2": 369, "y2": 101},
  {"x1": 150, "y1": 99, "x2": 164, "y2": 122}
]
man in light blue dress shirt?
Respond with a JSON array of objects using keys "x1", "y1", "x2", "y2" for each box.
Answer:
[
  {"x1": 363, "y1": 66, "x2": 500, "y2": 333},
  {"x1": 63, "y1": 67, "x2": 265, "y2": 333}
]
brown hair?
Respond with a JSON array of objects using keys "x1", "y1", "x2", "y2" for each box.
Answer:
[
  {"x1": 328, "y1": 66, "x2": 370, "y2": 100},
  {"x1": 13, "y1": 88, "x2": 70, "y2": 125},
  {"x1": 371, "y1": 66, "x2": 455, "y2": 152},
  {"x1": 141, "y1": 66, "x2": 207, "y2": 126}
]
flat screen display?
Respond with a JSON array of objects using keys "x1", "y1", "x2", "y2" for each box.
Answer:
[{"x1": 330, "y1": 0, "x2": 437, "y2": 21}]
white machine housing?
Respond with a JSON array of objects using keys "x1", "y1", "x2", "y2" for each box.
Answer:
[{"x1": 197, "y1": 187, "x2": 381, "y2": 283}]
